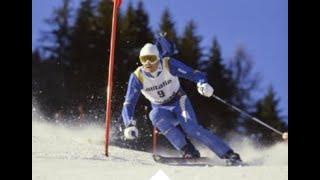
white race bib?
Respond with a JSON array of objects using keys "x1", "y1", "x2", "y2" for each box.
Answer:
[{"x1": 134, "y1": 57, "x2": 180, "y2": 104}]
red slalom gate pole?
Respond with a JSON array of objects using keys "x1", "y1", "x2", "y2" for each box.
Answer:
[
  {"x1": 152, "y1": 128, "x2": 158, "y2": 155},
  {"x1": 105, "y1": 0, "x2": 122, "y2": 157}
]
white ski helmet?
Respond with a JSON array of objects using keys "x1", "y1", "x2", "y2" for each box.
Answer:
[{"x1": 139, "y1": 43, "x2": 160, "y2": 59}]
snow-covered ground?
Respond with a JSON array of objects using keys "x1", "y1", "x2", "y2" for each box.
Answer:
[{"x1": 32, "y1": 109, "x2": 288, "y2": 180}]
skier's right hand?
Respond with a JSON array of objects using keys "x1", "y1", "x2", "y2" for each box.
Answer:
[{"x1": 124, "y1": 123, "x2": 138, "y2": 140}]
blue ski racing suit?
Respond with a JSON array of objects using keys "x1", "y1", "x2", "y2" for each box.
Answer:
[{"x1": 121, "y1": 57, "x2": 238, "y2": 159}]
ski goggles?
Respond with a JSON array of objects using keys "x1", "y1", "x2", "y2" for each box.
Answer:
[{"x1": 139, "y1": 55, "x2": 159, "y2": 65}]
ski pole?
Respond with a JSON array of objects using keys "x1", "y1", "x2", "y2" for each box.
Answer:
[{"x1": 211, "y1": 94, "x2": 288, "y2": 139}]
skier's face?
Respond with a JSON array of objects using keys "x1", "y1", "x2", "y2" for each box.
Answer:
[
  {"x1": 140, "y1": 55, "x2": 160, "y2": 73},
  {"x1": 143, "y1": 60, "x2": 159, "y2": 73}
]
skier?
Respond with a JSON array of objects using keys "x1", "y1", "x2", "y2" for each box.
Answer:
[{"x1": 121, "y1": 37, "x2": 242, "y2": 165}]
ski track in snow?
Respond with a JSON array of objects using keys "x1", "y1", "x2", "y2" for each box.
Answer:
[{"x1": 32, "y1": 109, "x2": 288, "y2": 180}]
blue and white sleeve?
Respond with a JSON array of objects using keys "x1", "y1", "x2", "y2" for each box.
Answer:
[
  {"x1": 121, "y1": 73, "x2": 143, "y2": 127},
  {"x1": 168, "y1": 58, "x2": 208, "y2": 84}
]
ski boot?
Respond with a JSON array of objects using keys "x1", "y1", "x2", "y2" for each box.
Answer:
[
  {"x1": 223, "y1": 150, "x2": 243, "y2": 166},
  {"x1": 182, "y1": 143, "x2": 201, "y2": 159}
]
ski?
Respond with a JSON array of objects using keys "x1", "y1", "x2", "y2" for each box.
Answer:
[
  {"x1": 152, "y1": 154, "x2": 249, "y2": 166},
  {"x1": 152, "y1": 154, "x2": 216, "y2": 166}
]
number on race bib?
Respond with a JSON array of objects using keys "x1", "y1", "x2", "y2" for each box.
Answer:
[{"x1": 157, "y1": 90, "x2": 165, "y2": 98}]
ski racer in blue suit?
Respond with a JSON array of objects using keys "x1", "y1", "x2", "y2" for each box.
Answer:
[{"x1": 121, "y1": 37, "x2": 242, "y2": 165}]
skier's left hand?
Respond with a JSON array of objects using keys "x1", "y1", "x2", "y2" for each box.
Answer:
[
  {"x1": 124, "y1": 125, "x2": 139, "y2": 140},
  {"x1": 197, "y1": 82, "x2": 214, "y2": 97}
]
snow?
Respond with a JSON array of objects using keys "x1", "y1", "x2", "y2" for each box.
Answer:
[{"x1": 32, "y1": 111, "x2": 288, "y2": 180}]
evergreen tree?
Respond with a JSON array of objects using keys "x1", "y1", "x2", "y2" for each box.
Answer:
[
  {"x1": 176, "y1": 20, "x2": 202, "y2": 69},
  {"x1": 95, "y1": 0, "x2": 113, "y2": 73},
  {"x1": 41, "y1": 0, "x2": 73, "y2": 65},
  {"x1": 158, "y1": 8, "x2": 178, "y2": 43},
  {"x1": 92, "y1": 0, "x2": 116, "y2": 120},
  {"x1": 36, "y1": 0, "x2": 73, "y2": 118},
  {"x1": 228, "y1": 46, "x2": 261, "y2": 135},
  {"x1": 135, "y1": 1, "x2": 154, "y2": 43},
  {"x1": 200, "y1": 38, "x2": 238, "y2": 136},
  {"x1": 69, "y1": 0, "x2": 101, "y2": 112},
  {"x1": 246, "y1": 86, "x2": 287, "y2": 146},
  {"x1": 229, "y1": 46, "x2": 260, "y2": 111},
  {"x1": 119, "y1": 1, "x2": 154, "y2": 73},
  {"x1": 206, "y1": 38, "x2": 234, "y2": 100}
]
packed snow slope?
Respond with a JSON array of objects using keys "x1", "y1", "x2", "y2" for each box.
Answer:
[{"x1": 32, "y1": 110, "x2": 288, "y2": 180}]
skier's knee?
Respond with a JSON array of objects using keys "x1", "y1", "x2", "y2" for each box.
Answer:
[
  {"x1": 149, "y1": 108, "x2": 160, "y2": 121},
  {"x1": 153, "y1": 118, "x2": 166, "y2": 129},
  {"x1": 149, "y1": 108, "x2": 173, "y2": 124}
]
